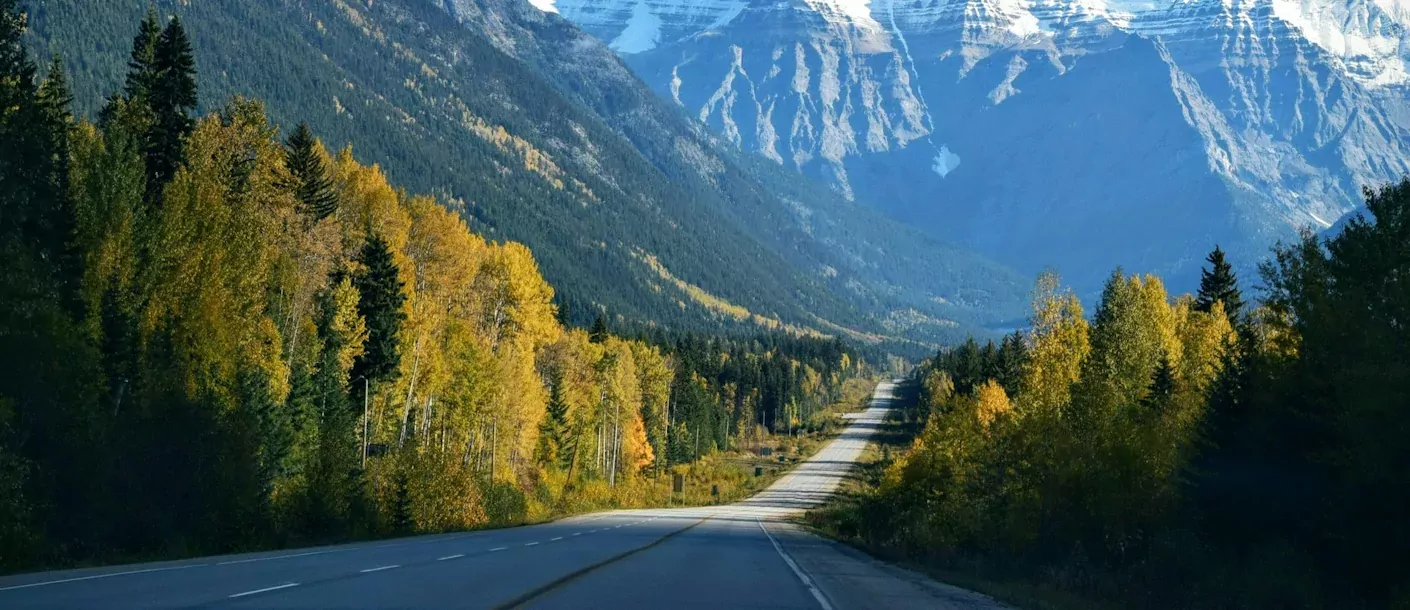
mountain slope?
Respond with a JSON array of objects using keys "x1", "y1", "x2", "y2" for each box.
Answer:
[
  {"x1": 550, "y1": 0, "x2": 1410, "y2": 291},
  {"x1": 24, "y1": 0, "x2": 1027, "y2": 344}
]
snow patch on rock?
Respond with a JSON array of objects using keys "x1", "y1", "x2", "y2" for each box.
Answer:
[
  {"x1": 611, "y1": 0, "x2": 664, "y2": 53},
  {"x1": 933, "y1": 146, "x2": 961, "y2": 177}
]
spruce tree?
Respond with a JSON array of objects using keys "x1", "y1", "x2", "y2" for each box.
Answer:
[
  {"x1": 589, "y1": 313, "x2": 609, "y2": 344},
  {"x1": 35, "y1": 57, "x2": 79, "y2": 302},
  {"x1": 146, "y1": 15, "x2": 197, "y2": 200},
  {"x1": 1141, "y1": 355, "x2": 1176, "y2": 415},
  {"x1": 390, "y1": 473, "x2": 413, "y2": 534},
  {"x1": 0, "y1": 0, "x2": 38, "y2": 235},
  {"x1": 537, "y1": 371, "x2": 572, "y2": 470},
  {"x1": 351, "y1": 234, "x2": 407, "y2": 385},
  {"x1": 950, "y1": 338, "x2": 984, "y2": 396},
  {"x1": 996, "y1": 331, "x2": 1028, "y2": 396},
  {"x1": 284, "y1": 122, "x2": 338, "y2": 221},
  {"x1": 1195, "y1": 245, "x2": 1243, "y2": 320},
  {"x1": 122, "y1": 10, "x2": 161, "y2": 103}
]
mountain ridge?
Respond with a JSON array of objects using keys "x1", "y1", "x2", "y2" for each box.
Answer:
[
  {"x1": 550, "y1": 0, "x2": 1410, "y2": 291},
  {"x1": 24, "y1": 0, "x2": 1028, "y2": 346}
]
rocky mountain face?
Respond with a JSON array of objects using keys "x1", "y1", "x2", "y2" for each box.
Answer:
[
  {"x1": 548, "y1": 0, "x2": 1410, "y2": 290},
  {"x1": 27, "y1": 0, "x2": 1027, "y2": 347}
]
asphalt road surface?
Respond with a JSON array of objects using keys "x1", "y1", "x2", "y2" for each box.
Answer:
[{"x1": 0, "y1": 380, "x2": 1008, "y2": 609}]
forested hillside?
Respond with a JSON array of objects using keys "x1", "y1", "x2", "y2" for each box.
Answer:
[
  {"x1": 19, "y1": 0, "x2": 1027, "y2": 346},
  {"x1": 817, "y1": 182, "x2": 1410, "y2": 608},
  {"x1": 0, "y1": 3, "x2": 869, "y2": 570}
]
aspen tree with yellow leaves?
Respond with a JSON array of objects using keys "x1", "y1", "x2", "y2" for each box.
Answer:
[{"x1": 0, "y1": 8, "x2": 871, "y2": 570}]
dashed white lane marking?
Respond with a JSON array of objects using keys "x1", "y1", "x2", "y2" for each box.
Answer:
[
  {"x1": 490, "y1": 547, "x2": 508, "y2": 552},
  {"x1": 571, "y1": 532, "x2": 582, "y2": 536},
  {"x1": 228, "y1": 580, "x2": 300, "y2": 594},
  {"x1": 550, "y1": 537, "x2": 563, "y2": 541},
  {"x1": 758, "y1": 519, "x2": 833, "y2": 610},
  {"x1": 360, "y1": 565, "x2": 399, "y2": 573},
  {"x1": 0, "y1": 564, "x2": 205, "y2": 592},
  {"x1": 437, "y1": 554, "x2": 464, "y2": 561},
  {"x1": 524, "y1": 542, "x2": 540, "y2": 547}
]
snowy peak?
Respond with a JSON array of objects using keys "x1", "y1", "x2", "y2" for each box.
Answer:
[
  {"x1": 1269, "y1": 0, "x2": 1410, "y2": 86},
  {"x1": 555, "y1": 0, "x2": 747, "y2": 51},
  {"x1": 551, "y1": 0, "x2": 1410, "y2": 87}
]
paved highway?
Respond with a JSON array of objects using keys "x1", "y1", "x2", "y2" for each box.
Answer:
[{"x1": 0, "y1": 380, "x2": 1007, "y2": 609}]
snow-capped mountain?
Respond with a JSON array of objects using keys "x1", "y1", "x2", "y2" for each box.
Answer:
[{"x1": 544, "y1": 0, "x2": 1410, "y2": 289}]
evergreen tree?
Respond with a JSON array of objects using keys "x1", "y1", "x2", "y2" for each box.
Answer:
[
  {"x1": 1194, "y1": 245, "x2": 1243, "y2": 320},
  {"x1": 949, "y1": 338, "x2": 984, "y2": 396},
  {"x1": 0, "y1": 0, "x2": 39, "y2": 237},
  {"x1": 351, "y1": 233, "x2": 407, "y2": 385},
  {"x1": 390, "y1": 472, "x2": 413, "y2": 534},
  {"x1": 283, "y1": 122, "x2": 338, "y2": 221},
  {"x1": 1140, "y1": 355, "x2": 1176, "y2": 416},
  {"x1": 145, "y1": 15, "x2": 197, "y2": 200},
  {"x1": 303, "y1": 278, "x2": 368, "y2": 537},
  {"x1": 589, "y1": 313, "x2": 609, "y2": 344},
  {"x1": 536, "y1": 370, "x2": 571, "y2": 470},
  {"x1": 995, "y1": 331, "x2": 1028, "y2": 396},
  {"x1": 35, "y1": 57, "x2": 79, "y2": 302},
  {"x1": 123, "y1": 10, "x2": 160, "y2": 103}
]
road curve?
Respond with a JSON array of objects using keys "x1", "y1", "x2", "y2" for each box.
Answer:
[{"x1": 0, "y1": 380, "x2": 1008, "y2": 609}]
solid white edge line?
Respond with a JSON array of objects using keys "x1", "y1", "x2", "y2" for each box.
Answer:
[
  {"x1": 359, "y1": 565, "x2": 399, "y2": 573},
  {"x1": 228, "y1": 582, "x2": 300, "y2": 598},
  {"x1": 437, "y1": 554, "x2": 464, "y2": 561},
  {"x1": 218, "y1": 549, "x2": 338, "y2": 565},
  {"x1": 758, "y1": 519, "x2": 834, "y2": 610},
  {"x1": 0, "y1": 564, "x2": 205, "y2": 592}
]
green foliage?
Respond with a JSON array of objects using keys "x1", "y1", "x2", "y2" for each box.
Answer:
[
  {"x1": 22, "y1": 0, "x2": 1027, "y2": 347},
  {"x1": 0, "y1": 8, "x2": 882, "y2": 572},
  {"x1": 834, "y1": 181, "x2": 1410, "y2": 608},
  {"x1": 536, "y1": 370, "x2": 572, "y2": 470},
  {"x1": 351, "y1": 233, "x2": 406, "y2": 385},
  {"x1": 1194, "y1": 245, "x2": 1243, "y2": 321},
  {"x1": 1139, "y1": 355, "x2": 1175, "y2": 418},
  {"x1": 283, "y1": 122, "x2": 337, "y2": 221},
  {"x1": 119, "y1": 9, "x2": 158, "y2": 104},
  {"x1": 145, "y1": 15, "x2": 195, "y2": 195},
  {"x1": 588, "y1": 313, "x2": 609, "y2": 344}
]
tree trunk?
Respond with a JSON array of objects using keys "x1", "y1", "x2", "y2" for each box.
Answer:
[{"x1": 398, "y1": 336, "x2": 424, "y2": 445}]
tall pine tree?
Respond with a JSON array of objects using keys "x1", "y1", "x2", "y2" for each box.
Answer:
[
  {"x1": 123, "y1": 10, "x2": 160, "y2": 103},
  {"x1": 589, "y1": 313, "x2": 609, "y2": 344},
  {"x1": 283, "y1": 122, "x2": 338, "y2": 221},
  {"x1": 145, "y1": 15, "x2": 197, "y2": 201},
  {"x1": 0, "y1": 0, "x2": 39, "y2": 240},
  {"x1": 996, "y1": 331, "x2": 1028, "y2": 396},
  {"x1": 351, "y1": 234, "x2": 407, "y2": 385},
  {"x1": 536, "y1": 370, "x2": 572, "y2": 470},
  {"x1": 35, "y1": 57, "x2": 79, "y2": 304},
  {"x1": 1194, "y1": 245, "x2": 1243, "y2": 320},
  {"x1": 1140, "y1": 354, "x2": 1176, "y2": 416}
]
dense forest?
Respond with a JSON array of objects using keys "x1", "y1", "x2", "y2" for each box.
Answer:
[
  {"x1": 824, "y1": 182, "x2": 1410, "y2": 607},
  {"x1": 0, "y1": 3, "x2": 867, "y2": 570},
  {"x1": 18, "y1": 0, "x2": 1029, "y2": 347}
]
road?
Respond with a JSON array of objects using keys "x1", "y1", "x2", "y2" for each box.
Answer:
[{"x1": 0, "y1": 380, "x2": 1007, "y2": 609}]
